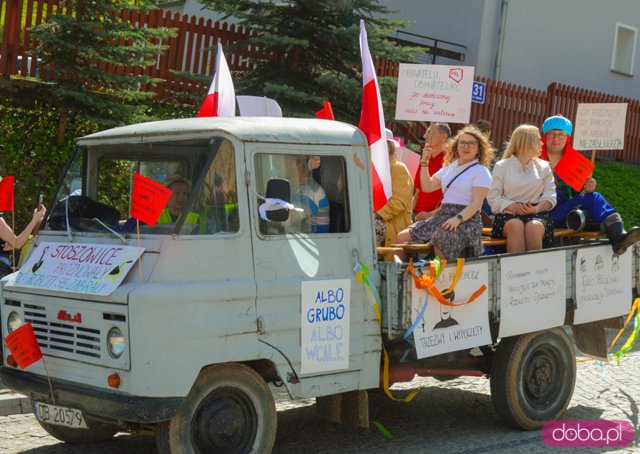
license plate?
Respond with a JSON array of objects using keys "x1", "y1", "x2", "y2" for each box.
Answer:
[{"x1": 34, "y1": 401, "x2": 88, "y2": 429}]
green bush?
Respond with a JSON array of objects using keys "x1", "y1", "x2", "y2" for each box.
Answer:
[{"x1": 593, "y1": 161, "x2": 640, "y2": 227}]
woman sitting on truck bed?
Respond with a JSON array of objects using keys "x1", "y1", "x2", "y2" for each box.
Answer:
[
  {"x1": 395, "y1": 126, "x2": 493, "y2": 260},
  {"x1": 487, "y1": 125, "x2": 556, "y2": 253}
]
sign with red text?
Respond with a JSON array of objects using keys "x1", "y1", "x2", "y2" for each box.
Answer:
[
  {"x1": 300, "y1": 279, "x2": 350, "y2": 374},
  {"x1": 553, "y1": 148, "x2": 595, "y2": 192},
  {"x1": 395, "y1": 64, "x2": 474, "y2": 123},
  {"x1": 9, "y1": 243, "x2": 143, "y2": 295},
  {"x1": 573, "y1": 103, "x2": 628, "y2": 150},
  {"x1": 131, "y1": 172, "x2": 172, "y2": 226},
  {"x1": 4, "y1": 322, "x2": 42, "y2": 369}
]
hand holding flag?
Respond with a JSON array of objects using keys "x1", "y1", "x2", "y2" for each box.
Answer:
[{"x1": 198, "y1": 43, "x2": 236, "y2": 117}]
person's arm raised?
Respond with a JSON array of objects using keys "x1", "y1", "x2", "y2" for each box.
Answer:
[{"x1": 0, "y1": 206, "x2": 46, "y2": 250}]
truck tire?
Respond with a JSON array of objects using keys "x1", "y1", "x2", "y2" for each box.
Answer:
[
  {"x1": 156, "y1": 363, "x2": 276, "y2": 454},
  {"x1": 490, "y1": 328, "x2": 576, "y2": 430},
  {"x1": 31, "y1": 401, "x2": 119, "y2": 444}
]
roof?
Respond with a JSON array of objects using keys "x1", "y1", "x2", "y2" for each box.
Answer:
[{"x1": 78, "y1": 117, "x2": 367, "y2": 147}]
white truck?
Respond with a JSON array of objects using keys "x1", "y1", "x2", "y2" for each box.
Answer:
[{"x1": 0, "y1": 117, "x2": 635, "y2": 453}]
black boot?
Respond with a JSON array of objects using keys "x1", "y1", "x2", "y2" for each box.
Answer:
[{"x1": 602, "y1": 213, "x2": 640, "y2": 256}]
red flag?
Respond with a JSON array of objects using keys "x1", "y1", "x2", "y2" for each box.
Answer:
[
  {"x1": 4, "y1": 322, "x2": 42, "y2": 369},
  {"x1": 553, "y1": 148, "x2": 595, "y2": 192},
  {"x1": 130, "y1": 172, "x2": 173, "y2": 226},
  {"x1": 358, "y1": 21, "x2": 392, "y2": 212},
  {"x1": 0, "y1": 176, "x2": 15, "y2": 212},
  {"x1": 316, "y1": 101, "x2": 335, "y2": 120},
  {"x1": 197, "y1": 43, "x2": 236, "y2": 117}
]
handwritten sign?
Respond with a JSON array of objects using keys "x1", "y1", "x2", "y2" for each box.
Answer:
[
  {"x1": 395, "y1": 64, "x2": 474, "y2": 123},
  {"x1": 573, "y1": 103, "x2": 628, "y2": 150},
  {"x1": 130, "y1": 172, "x2": 172, "y2": 226},
  {"x1": 300, "y1": 279, "x2": 350, "y2": 374},
  {"x1": 574, "y1": 245, "x2": 632, "y2": 324},
  {"x1": 553, "y1": 149, "x2": 595, "y2": 192},
  {"x1": 499, "y1": 251, "x2": 566, "y2": 338},
  {"x1": 9, "y1": 243, "x2": 143, "y2": 296},
  {"x1": 410, "y1": 262, "x2": 491, "y2": 359}
]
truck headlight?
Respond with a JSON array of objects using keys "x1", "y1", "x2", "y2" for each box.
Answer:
[
  {"x1": 7, "y1": 312, "x2": 23, "y2": 333},
  {"x1": 107, "y1": 327, "x2": 125, "y2": 359}
]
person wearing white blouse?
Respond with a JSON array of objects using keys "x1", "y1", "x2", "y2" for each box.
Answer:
[{"x1": 487, "y1": 125, "x2": 556, "y2": 253}]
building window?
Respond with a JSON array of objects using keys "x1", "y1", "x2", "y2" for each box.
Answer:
[{"x1": 611, "y1": 22, "x2": 637, "y2": 76}]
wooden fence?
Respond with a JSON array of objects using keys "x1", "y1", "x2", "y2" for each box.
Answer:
[{"x1": 1, "y1": 0, "x2": 639, "y2": 161}]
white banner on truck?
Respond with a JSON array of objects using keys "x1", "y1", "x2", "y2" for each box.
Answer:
[
  {"x1": 498, "y1": 251, "x2": 566, "y2": 338},
  {"x1": 10, "y1": 242, "x2": 143, "y2": 296},
  {"x1": 411, "y1": 262, "x2": 491, "y2": 359},
  {"x1": 574, "y1": 245, "x2": 632, "y2": 324},
  {"x1": 300, "y1": 279, "x2": 351, "y2": 374}
]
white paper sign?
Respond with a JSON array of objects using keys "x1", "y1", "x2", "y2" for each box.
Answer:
[
  {"x1": 395, "y1": 64, "x2": 474, "y2": 123},
  {"x1": 573, "y1": 103, "x2": 628, "y2": 150},
  {"x1": 237, "y1": 95, "x2": 283, "y2": 117},
  {"x1": 410, "y1": 262, "x2": 491, "y2": 358},
  {"x1": 574, "y1": 245, "x2": 632, "y2": 324},
  {"x1": 499, "y1": 251, "x2": 566, "y2": 338},
  {"x1": 10, "y1": 243, "x2": 143, "y2": 295},
  {"x1": 300, "y1": 279, "x2": 350, "y2": 374},
  {"x1": 396, "y1": 146, "x2": 420, "y2": 179}
]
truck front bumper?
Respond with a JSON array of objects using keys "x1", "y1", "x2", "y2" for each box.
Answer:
[{"x1": 0, "y1": 366, "x2": 183, "y2": 423}]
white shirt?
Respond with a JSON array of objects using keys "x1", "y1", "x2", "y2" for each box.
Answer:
[
  {"x1": 487, "y1": 155, "x2": 557, "y2": 214},
  {"x1": 434, "y1": 159, "x2": 492, "y2": 206}
]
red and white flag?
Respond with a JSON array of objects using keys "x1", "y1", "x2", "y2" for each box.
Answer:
[
  {"x1": 358, "y1": 20, "x2": 391, "y2": 212},
  {"x1": 197, "y1": 43, "x2": 236, "y2": 117}
]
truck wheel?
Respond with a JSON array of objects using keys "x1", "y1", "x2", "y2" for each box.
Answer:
[
  {"x1": 31, "y1": 403, "x2": 119, "y2": 444},
  {"x1": 490, "y1": 328, "x2": 576, "y2": 430},
  {"x1": 156, "y1": 363, "x2": 276, "y2": 454}
]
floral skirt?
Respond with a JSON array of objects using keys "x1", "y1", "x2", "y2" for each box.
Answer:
[
  {"x1": 491, "y1": 212, "x2": 554, "y2": 248},
  {"x1": 408, "y1": 203, "x2": 483, "y2": 259}
]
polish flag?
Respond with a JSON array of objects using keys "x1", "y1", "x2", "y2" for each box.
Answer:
[
  {"x1": 197, "y1": 43, "x2": 236, "y2": 117},
  {"x1": 358, "y1": 20, "x2": 391, "y2": 212}
]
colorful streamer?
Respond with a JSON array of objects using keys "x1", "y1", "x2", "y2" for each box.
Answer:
[
  {"x1": 608, "y1": 298, "x2": 640, "y2": 365},
  {"x1": 370, "y1": 420, "x2": 394, "y2": 439}
]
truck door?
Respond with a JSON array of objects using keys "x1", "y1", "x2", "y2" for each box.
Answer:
[{"x1": 246, "y1": 144, "x2": 379, "y2": 393}]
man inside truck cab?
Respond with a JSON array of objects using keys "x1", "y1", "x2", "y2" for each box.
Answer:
[{"x1": 157, "y1": 175, "x2": 199, "y2": 225}]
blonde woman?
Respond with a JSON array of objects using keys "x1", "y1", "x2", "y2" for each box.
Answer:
[
  {"x1": 396, "y1": 126, "x2": 493, "y2": 260},
  {"x1": 487, "y1": 124, "x2": 556, "y2": 253}
]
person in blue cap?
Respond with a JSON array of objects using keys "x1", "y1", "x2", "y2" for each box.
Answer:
[{"x1": 541, "y1": 114, "x2": 640, "y2": 255}]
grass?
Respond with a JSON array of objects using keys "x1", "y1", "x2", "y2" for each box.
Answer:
[{"x1": 593, "y1": 161, "x2": 640, "y2": 228}]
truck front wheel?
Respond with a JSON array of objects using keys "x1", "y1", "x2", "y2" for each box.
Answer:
[
  {"x1": 490, "y1": 328, "x2": 576, "y2": 430},
  {"x1": 157, "y1": 363, "x2": 276, "y2": 454}
]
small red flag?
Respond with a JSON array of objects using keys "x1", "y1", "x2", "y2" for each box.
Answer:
[
  {"x1": 4, "y1": 322, "x2": 42, "y2": 369},
  {"x1": 553, "y1": 148, "x2": 595, "y2": 192},
  {"x1": 316, "y1": 101, "x2": 335, "y2": 120},
  {"x1": 0, "y1": 176, "x2": 15, "y2": 212},
  {"x1": 130, "y1": 172, "x2": 173, "y2": 226}
]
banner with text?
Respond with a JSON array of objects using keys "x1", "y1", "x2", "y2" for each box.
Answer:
[
  {"x1": 9, "y1": 243, "x2": 143, "y2": 295},
  {"x1": 499, "y1": 251, "x2": 566, "y2": 338},
  {"x1": 410, "y1": 262, "x2": 491, "y2": 358},
  {"x1": 301, "y1": 279, "x2": 351, "y2": 374},
  {"x1": 395, "y1": 64, "x2": 474, "y2": 123},
  {"x1": 573, "y1": 103, "x2": 628, "y2": 151},
  {"x1": 574, "y1": 245, "x2": 632, "y2": 324}
]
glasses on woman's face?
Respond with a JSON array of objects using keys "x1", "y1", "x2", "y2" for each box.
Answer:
[
  {"x1": 547, "y1": 132, "x2": 567, "y2": 140},
  {"x1": 458, "y1": 140, "x2": 478, "y2": 148}
]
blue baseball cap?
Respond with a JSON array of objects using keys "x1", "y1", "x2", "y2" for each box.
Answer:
[{"x1": 542, "y1": 114, "x2": 573, "y2": 136}]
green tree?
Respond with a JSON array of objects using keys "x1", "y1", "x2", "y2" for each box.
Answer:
[
  {"x1": 197, "y1": 0, "x2": 418, "y2": 121},
  {"x1": 28, "y1": 0, "x2": 176, "y2": 139}
]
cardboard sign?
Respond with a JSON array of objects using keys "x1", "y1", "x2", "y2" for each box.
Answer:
[
  {"x1": 499, "y1": 251, "x2": 566, "y2": 338},
  {"x1": 4, "y1": 322, "x2": 42, "y2": 369},
  {"x1": 410, "y1": 262, "x2": 491, "y2": 359},
  {"x1": 300, "y1": 279, "x2": 350, "y2": 374},
  {"x1": 574, "y1": 245, "x2": 632, "y2": 324},
  {"x1": 553, "y1": 148, "x2": 595, "y2": 192},
  {"x1": 130, "y1": 172, "x2": 173, "y2": 226},
  {"x1": 573, "y1": 103, "x2": 628, "y2": 150},
  {"x1": 10, "y1": 243, "x2": 143, "y2": 295},
  {"x1": 395, "y1": 64, "x2": 474, "y2": 123}
]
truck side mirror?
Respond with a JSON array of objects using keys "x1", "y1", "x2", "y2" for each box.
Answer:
[{"x1": 265, "y1": 178, "x2": 290, "y2": 222}]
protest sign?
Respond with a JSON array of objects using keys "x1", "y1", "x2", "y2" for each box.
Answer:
[
  {"x1": 131, "y1": 172, "x2": 172, "y2": 226},
  {"x1": 573, "y1": 103, "x2": 627, "y2": 151},
  {"x1": 4, "y1": 322, "x2": 42, "y2": 369},
  {"x1": 553, "y1": 148, "x2": 595, "y2": 192}
]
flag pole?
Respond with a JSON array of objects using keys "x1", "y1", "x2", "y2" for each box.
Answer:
[
  {"x1": 137, "y1": 219, "x2": 142, "y2": 285},
  {"x1": 41, "y1": 357, "x2": 56, "y2": 405},
  {"x1": 11, "y1": 212, "x2": 16, "y2": 272}
]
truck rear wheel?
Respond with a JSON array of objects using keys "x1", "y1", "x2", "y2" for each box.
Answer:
[
  {"x1": 490, "y1": 328, "x2": 576, "y2": 430},
  {"x1": 156, "y1": 363, "x2": 276, "y2": 454}
]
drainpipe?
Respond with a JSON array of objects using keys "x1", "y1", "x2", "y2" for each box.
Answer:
[{"x1": 494, "y1": 0, "x2": 509, "y2": 80}]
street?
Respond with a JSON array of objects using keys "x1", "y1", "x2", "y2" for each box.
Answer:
[{"x1": 1, "y1": 346, "x2": 638, "y2": 454}]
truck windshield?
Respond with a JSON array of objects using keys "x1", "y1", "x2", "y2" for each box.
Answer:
[{"x1": 44, "y1": 138, "x2": 239, "y2": 236}]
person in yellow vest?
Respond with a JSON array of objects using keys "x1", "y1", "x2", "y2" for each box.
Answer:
[{"x1": 157, "y1": 175, "x2": 199, "y2": 225}]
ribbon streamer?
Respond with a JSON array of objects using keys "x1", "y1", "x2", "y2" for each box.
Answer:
[
  {"x1": 370, "y1": 420, "x2": 394, "y2": 439},
  {"x1": 608, "y1": 298, "x2": 640, "y2": 365}
]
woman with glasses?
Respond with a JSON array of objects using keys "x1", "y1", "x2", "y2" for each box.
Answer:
[
  {"x1": 395, "y1": 126, "x2": 493, "y2": 260},
  {"x1": 487, "y1": 124, "x2": 556, "y2": 253}
]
